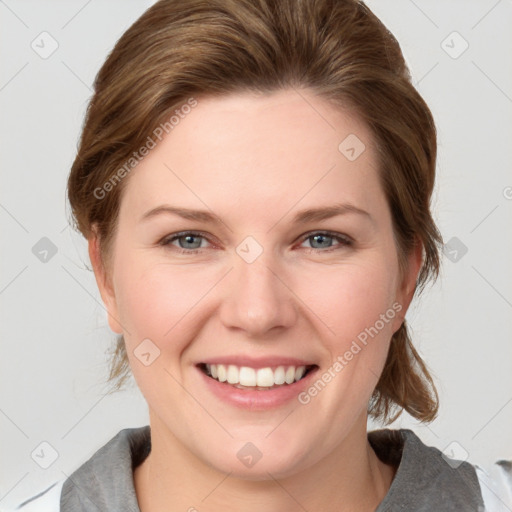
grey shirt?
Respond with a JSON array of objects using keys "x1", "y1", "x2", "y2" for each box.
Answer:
[{"x1": 17, "y1": 426, "x2": 488, "y2": 511}]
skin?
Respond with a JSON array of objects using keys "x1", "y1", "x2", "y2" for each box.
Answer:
[{"x1": 89, "y1": 88, "x2": 422, "y2": 511}]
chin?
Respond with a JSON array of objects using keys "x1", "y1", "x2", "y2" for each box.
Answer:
[{"x1": 202, "y1": 442, "x2": 311, "y2": 481}]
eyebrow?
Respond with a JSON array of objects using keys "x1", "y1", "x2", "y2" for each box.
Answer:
[{"x1": 140, "y1": 203, "x2": 372, "y2": 225}]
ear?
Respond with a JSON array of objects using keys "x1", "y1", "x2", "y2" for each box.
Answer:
[
  {"x1": 88, "y1": 228, "x2": 123, "y2": 334},
  {"x1": 391, "y1": 238, "x2": 423, "y2": 334}
]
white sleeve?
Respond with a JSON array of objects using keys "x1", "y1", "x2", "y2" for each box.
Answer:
[
  {"x1": 476, "y1": 461, "x2": 512, "y2": 512},
  {"x1": 4, "y1": 480, "x2": 64, "y2": 512}
]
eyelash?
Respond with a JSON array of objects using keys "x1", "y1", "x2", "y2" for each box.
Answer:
[{"x1": 159, "y1": 230, "x2": 353, "y2": 254}]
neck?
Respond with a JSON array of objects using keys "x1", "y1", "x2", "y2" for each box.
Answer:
[{"x1": 134, "y1": 412, "x2": 396, "y2": 512}]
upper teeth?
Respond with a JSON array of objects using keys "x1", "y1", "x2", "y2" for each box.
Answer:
[{"x1": 205, "y1": 364, "x2": 307, "y2": 387}]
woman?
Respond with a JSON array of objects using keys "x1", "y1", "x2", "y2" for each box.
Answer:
[{"x1": 12, "y1": 0, "x2": 511, "y2": 510}]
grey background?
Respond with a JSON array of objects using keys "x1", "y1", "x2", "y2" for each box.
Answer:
[{"x1": 1, "y1": 0, "x2": 511, "y2": 508}]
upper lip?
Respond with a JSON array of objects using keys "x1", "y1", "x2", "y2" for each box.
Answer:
[{"x1": 198, "y1": 356, "x2": 317, "y2": 369}]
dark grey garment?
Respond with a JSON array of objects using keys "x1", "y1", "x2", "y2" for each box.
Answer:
[
  {"x1": 61, "y1": 427, "x2": 150, "y2": 512},
  {"x1": 369, "y1": 429, "x2": 485, "y2": 511},
  {"x1": 51, "y1": 426, "x2": 483, "y2": 511}
]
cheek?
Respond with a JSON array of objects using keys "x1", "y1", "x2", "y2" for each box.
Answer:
[
  {"x1": 293, "y1": 260, "x2": 399, "y2": 410},
  {"x1": 296, "y1": 257, "x2": 398, "y2": 343},
  {"x1": 112, "y1": 256, "x2": 222, "y2": 402},
  {"x1": 113, "y1": 253, "x2": 218, "y2": 350}
]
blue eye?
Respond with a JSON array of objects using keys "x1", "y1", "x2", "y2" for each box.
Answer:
[
  {"x1": 300, "y1": 232, "x2": 352, "y2": 251},
  {"x1": 159, "y1": 230, "x2": 352, "y2": 254},
  {"x1": 161, "y1": 232, "x2": 209, "y2": 251}
]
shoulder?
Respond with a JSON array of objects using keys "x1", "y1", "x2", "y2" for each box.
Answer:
[
  {"x1": 8, "y1": 426, "x2": 151, "y2": 512},
  {"x1": 369, "y1": 428, "x2": 512, "y2": 511},
  {"x1": 475, "y1": 460, "x2": 512, "y2": 511}
]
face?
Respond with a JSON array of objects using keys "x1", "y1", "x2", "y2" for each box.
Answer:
[{"x1": 91, "y1": 88, "x2": 420, "y2": 479}]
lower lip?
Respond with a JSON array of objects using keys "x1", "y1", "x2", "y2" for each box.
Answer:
[{"x1": 197, "y1": 365, "x2": 319, "y2": 410}]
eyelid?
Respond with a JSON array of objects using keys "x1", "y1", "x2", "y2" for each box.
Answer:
[{"x1": 298, "y1": 230, "x2": 353, "y2": 244}]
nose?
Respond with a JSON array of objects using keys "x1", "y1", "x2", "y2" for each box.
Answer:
[{"x1": 218, "y1": 249, "x2": 298, "y2": 337}]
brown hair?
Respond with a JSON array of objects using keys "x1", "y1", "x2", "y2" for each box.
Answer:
[{"x1": 67, "y1": 0, "x2": 443, "y2": 424}]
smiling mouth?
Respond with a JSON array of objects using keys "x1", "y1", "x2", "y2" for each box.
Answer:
[{"x1": 198, "y1": 363, "x2": 318, "y2": 391}]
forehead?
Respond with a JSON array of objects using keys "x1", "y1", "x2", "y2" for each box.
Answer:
[{"x1": 120, "y1": 88, "x2": 386, "y2": 224}]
